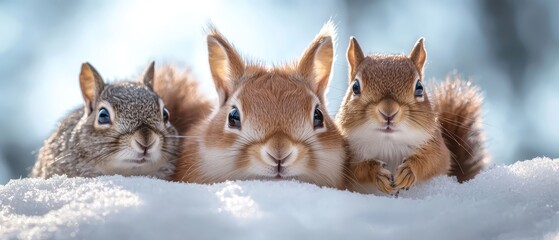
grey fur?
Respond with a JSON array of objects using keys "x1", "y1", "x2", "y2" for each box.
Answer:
[{"x1": 32, "y1": 75, "x2": 179, "y2": 179}]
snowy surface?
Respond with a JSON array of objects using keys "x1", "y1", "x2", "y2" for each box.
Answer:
[{"x1": 1, "y1": 157, "x2": 558, "y2": 240}]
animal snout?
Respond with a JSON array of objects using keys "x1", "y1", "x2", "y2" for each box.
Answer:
[
  {"x1": 265, "y1": 150, "x2": 293, "y2": 165},
  {"x1": 261, "y1": 134, "x2": 298, "y2": 167},
  {"x1": 132, "y1": 128, "x2": 160, "y2": 154},
  {"x1": 376, "y1": 98, "x2": 401, "y2": 123},
  {"x1": 135, "y1": 139, "x2": 155, "y2": 151},
  {"x1": 378, "y1": 109, "x2": 399, "y2": 122}
]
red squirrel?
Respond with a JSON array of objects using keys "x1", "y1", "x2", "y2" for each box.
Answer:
[{"x1": 337, "y1": 37, "x2": 489, "y2": 194}]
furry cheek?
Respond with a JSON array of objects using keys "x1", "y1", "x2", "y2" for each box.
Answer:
[
  {"x1": 305, "y1": 136, "x2": 345, "y2": 186},
  {"x1": 198, "y1": 145, "x2": 240, "y2": 182}
]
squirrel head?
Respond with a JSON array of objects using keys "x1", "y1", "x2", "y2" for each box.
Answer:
[
  {"x1": 77, "y1": 62, "x2": 178, "y2": 175},
  {"x1": 337, "y1": 37, "x2": 436, "y2": 144},
  {"x1": 195, "y1": 22, "x2": 346, "y2": 187}
]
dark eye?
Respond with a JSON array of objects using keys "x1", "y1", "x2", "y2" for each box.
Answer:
[
  {"x1": 162, "y1": 107, "x2": 170, "y2": 123},
  {"x1": 313, "y1": 106, "x2": 324, "y2": 129},
  {"x1": 414, "y1": 80, "x2": 424, "y2": 97},
  {"x1": 97, "y1": 107, "x2": 111, "y2": 124},
  {"x1": 352, "y1": 79, "x2": 361, "y2": 95},
  {"x1": 228, "y1": 107, "x2": 241, "y2": 129}
]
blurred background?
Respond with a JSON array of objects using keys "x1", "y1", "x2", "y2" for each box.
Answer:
[{"x1": 1, "y1": 0, "x2": 557, "y2": 184}]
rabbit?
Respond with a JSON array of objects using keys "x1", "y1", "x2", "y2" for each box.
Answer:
[
  {"x1": 172, "y1": 22, "x2": 349, "y2": 189},
  {"x1": 32, "y1": 61, "x2": 180, "y2": 179}
]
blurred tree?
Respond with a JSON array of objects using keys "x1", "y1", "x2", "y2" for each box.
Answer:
[{"x1": 478, "y1": 0, "x2": 557, "y2": 159}]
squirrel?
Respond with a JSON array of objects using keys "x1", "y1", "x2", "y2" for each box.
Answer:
[
  {"x1": 336, "y1": 37, "x2": 489, "y2": 194},
  {"x1": 171, "y1": 22, "x2": 349, "y2": 189},
  {"x1": 32, "y1": 62, "x2": 181, "y2": 179}
]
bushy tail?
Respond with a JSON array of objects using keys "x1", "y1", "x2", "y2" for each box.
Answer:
[
  {"x1": 154, "y1": 65, "x2": 214, "y2": 135},
  {"x1": 433, "y1": 76, "x2": 489, "y2": 182}
]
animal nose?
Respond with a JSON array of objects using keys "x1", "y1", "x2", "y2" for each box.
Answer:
[
  {"x1": 135, "y1": 139, "x2": 155, "y2": 150},
  {"x1": 378, "y1": 109, "x2": 399, "y2": 122},
  {"x1": 262, "y1": 133, "x2": 298, "y2": 167},
  {"x1": 266, "y1": 151, "x2": 293, "y2": 165},
  {"x1": 134, "y1": 137, "x2": 158, "y2": 155}
]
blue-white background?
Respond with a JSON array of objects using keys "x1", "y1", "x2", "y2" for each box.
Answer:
[{"x1": 1, "y1": 0, "x2": 558, "y2": 183}]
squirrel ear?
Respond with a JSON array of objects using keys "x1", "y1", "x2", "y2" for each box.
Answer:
[
  {"x1": 298, "y1": 21, "x2": 336, "y2": 97},
  {"x1": 141, "y1": 61, "x2": 155, "y2": 90},
  {"x1": 347, "y1": 36, "x2": 365, "y2": 79},
  {"x1": 79, "y1": 62, "x2": 105, "y2": 114},
  {"x1": 409, "y1": 37, "x2": 427, "y2": 74},
  {"x1": 207, "y1": 26, "x2": 245, "y2": 106}
]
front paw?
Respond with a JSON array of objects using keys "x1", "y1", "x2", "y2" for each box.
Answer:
[
  {"x1": 373, "y1": 164, "x2": 395, "y2": 194},
  {"x1": 395, "y1": 161, "x2": 416, "y2": 190},
  {"x1": 352, "y1": 160, "x2": 394, "y2": 194}
]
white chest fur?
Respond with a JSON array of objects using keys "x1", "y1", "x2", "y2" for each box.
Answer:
[{"x1": 347, "y1": 122, "x2": 430, "y2": 173}]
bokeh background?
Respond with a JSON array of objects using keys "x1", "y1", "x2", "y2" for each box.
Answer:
[{"x1": 1, "y1": 0, "x2": 558, "y2": 184}]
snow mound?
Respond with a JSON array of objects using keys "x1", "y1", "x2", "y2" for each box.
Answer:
[{"x1": 1, "y1": 157, "x2": 559, "y2": 240}]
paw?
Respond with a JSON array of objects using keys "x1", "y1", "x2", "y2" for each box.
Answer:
[
  {"x1": 372, "y1": 163, "x2": 395, "y2": 194},
  {"x1": 394, "y1": 161, "x2": 416, "y2": 190}
]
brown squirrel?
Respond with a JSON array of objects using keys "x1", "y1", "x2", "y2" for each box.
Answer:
[
  {"x1": 170, "y1": 23, "x2": 348, "y2": 189},
  {"x1": 336, "y1": 37, "x2": 489, "y2": 194}
]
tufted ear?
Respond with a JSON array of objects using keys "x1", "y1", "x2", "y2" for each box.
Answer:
[
  {"x1": 207, "y1": 26, "x2": 245, "y2": 106},
  {"x1": 297, "y1": 21, "x2": 336, "y2": 97},
  {"x1": 346, "y1": 36, "x2": 365, "y2": 79},
  {"x1": 141, "y1": 61, "x2": 155, "y2": 90},
  {"x1": 409, "y1": 37, "x2": 427, "y2": 75},
  {"x1": 347, "y1": 36, "x2": 365, "y2": 79},
  {"x1": 79, "y1": 62, "x2": 105, "y2": 115}
]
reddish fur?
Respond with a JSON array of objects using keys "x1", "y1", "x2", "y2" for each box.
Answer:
[
  {"x1": 394, "y1": 128, "x2": 451, "y2": 189},
  {"x1": 434, "y1": 76, "x2": 488, "y2": 182},
  {"x1": 172, "y1": 137, "x2": 203, "y2": 183},
  {"x1": 338, "y1": 37, "x2": 488, "y2": 194},
  {"x1": 173, "y1": 23, "x2": 348, "y2": 189},
  {"x1": 350, "y1": 159, "x2": 394, "y2": 194},
  {"x1": 153, "y1": 65, "x2": 214, "y2": 183},
  {"x1": 153, "y1": 65, "x2": 213, "y2": 135}
]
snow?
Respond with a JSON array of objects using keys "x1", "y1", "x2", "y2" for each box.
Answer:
[{"x1": 1, "y1": 157, "x2": 559, "y2": 240}]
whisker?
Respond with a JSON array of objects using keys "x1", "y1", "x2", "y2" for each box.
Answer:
[{"x1": 164, "y1": 135, "x2": 201, "y2": 139}]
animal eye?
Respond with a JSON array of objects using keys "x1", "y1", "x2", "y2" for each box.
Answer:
[
  {"x1": 414, "y1": 80, "x2": 424, "y2": 97},
  {"x1": 228, "y1": 107, "x2": 241, "y2": 129},
  {"x1": 352, "y1": 79, "x2": 361, "y2": 95},
  {"x1": 97, "y1": 107, "x2": 111, "y2": 124},
  {"x1": 162, "y1": 107, "x2": 170, "y2": 123},
  {"x1": 313, "y1": 106, "x2": 324, "y2": 129}
]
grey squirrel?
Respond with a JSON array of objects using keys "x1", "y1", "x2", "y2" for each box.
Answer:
[
  {"x1": 32, "y1": 62, "x2": 180, "y2": 179},
  {"x1": 337, "y1": 37, "x2": 489, "y2": 194}
]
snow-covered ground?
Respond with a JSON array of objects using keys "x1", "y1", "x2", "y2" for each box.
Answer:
[{"x1": 1, "y1": 157, "x2": 558, "y2": 240}]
